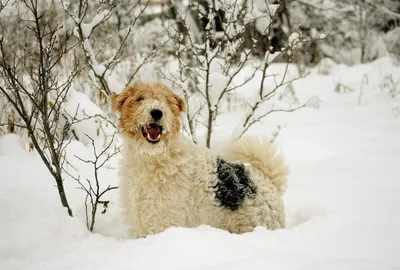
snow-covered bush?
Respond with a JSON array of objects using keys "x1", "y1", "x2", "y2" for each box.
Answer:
[
  {"x1": 288, "y1": 0, "x2": 400, "y2": 65},
  {"x1": 62, "y1": 0, "x2": 174, "y2": 112},
  {"x1": 160, "y1": 0, "x2": 310, "y2": 147}
]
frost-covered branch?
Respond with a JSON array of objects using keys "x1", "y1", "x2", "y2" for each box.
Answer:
[{"x1": 63, "y1": 0, "x2": 152, "y2": 97}]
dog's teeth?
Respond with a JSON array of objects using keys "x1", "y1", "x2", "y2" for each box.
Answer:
[{"x1": 146, "y1": 133, "x2": 161, "y2": 142}]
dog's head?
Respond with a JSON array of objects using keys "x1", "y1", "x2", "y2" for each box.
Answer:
[{"x1": 111, "y1": 82, "x2": 185, "y2": 149}]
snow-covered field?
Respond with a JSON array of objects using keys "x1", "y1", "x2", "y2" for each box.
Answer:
[{"x1": 1, "y1": 57, "x2": 400, "y2": 270}]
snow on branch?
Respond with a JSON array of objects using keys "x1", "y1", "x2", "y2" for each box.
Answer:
[
  {"x1": 63, "y1": 0, "x2": 153, "y2": 97},
  {"x1": 80, "y1": 9, "x2": 113, "y2": 38},
  {"x1": 163, "y1": 0, "x2": 315, "y2": 147}
]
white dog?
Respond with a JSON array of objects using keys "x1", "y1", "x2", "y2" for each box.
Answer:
[{"x1": 111, "y1": 82, "x2": 288, "y2": 238}]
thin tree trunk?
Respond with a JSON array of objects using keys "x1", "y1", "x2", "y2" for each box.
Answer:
[{"x1": 56, "y1": 175, "x2": 73, "y2": 216}]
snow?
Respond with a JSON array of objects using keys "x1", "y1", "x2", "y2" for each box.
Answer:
[
  {"x1": 288, "y1": 33, "x2": 300, "y2": 46},
  {"x1": 92, "y1": 64, "x2": 106, "y2": 76},
  {"x1": 0, "y1": 134, "x2": 26, "y2": 157},
  {"x1": 251, "y1": 2, "x2": 279, "y2": 33},
  {"x1": 73, "y1": 9, "x2": 127, "y2": 95},
  {"x1": 106, "y1": 70, "x2": 126, "y2": 94},
  {"x1": 1, "y1": 57, "x2": 400, "y2": 269},
  {"x1": 81, "y1": 10, "x2": 111, "y2": 38},
  {"x1": 82, "y1": 39, "x2": 98, "y2": 65},
  {"x1": 198, "y1": 71, "x2": 229, "y2": 108},
  {"x1": 61, "y1": 90, "x2": 116, "y2": 146}
]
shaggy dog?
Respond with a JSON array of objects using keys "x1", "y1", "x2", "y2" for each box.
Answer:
[{"x1": 111, "y1": 82, "x2": 288, "y2": 238}]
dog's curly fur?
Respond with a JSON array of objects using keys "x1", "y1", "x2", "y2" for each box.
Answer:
[{"x1": 111, "y1": 82, "x2": 289, "y2": 238}]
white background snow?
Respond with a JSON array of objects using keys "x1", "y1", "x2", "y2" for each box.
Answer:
[{"x1": 1, "y1": 57, "x2": 400, "y2": 270}]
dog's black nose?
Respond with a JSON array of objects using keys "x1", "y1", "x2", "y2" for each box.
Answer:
[{"x1": 150, "y1": 109, "x2": 163, "y2": 121}]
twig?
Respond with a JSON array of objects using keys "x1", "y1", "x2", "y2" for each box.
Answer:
[{"x1": 64, "y1": 131, "x2": 119, "y2": 232}]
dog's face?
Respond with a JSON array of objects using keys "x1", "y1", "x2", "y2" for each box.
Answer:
[{"x1": 111, "y1": 83, "x2": 185, "y2": 149}]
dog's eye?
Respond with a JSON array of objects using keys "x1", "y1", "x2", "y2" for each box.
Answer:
[{"x1": 136, "y1": 96, "x2": 144, "y2": 102}]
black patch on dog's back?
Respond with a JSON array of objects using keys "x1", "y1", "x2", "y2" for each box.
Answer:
[{"x1": 214, "y1": 158, "x2": 257, "y2": 211}]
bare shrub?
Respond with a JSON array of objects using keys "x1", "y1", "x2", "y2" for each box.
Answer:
[{"x1": 0, "y1": 0, "x2": 78, "y2": 216}]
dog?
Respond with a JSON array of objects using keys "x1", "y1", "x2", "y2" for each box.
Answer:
[{"x1": 111, "y1": 82, "x2": 288, "y2": 238}]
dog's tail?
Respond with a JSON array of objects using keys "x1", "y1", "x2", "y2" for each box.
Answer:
[{"x1": 223, "y1": 137, "x2": 288, "y2": 194}]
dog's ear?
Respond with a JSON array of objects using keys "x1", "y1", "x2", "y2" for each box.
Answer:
[
  {"x1": 111, "y1": 90, "x2": 130, "y2": 113},
  {"x1": 174, "y1": 94, "x2": 185, "y2": 112}
]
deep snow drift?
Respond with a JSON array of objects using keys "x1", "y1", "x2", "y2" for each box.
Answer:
[{"x1": 1, "y1": 57, "x2": 399, "y2": 270}]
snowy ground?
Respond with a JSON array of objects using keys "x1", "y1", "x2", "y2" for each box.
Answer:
[{"x1": 1, "y1": 57, "x2": 400, "y2": 270}]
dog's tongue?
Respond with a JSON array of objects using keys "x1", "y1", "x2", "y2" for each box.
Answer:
[{"x1": 146, "y1": 123, "x2": 161, "y2": 140}]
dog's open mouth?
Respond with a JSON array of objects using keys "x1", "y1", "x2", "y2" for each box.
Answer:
[{"x1": 142, "y1": 123, "x2": 162, "y2": 143}]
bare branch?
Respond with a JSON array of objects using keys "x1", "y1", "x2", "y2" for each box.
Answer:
[
  {"x1": 239, "y1": 100, "x2": 310, "y2": 138},
  {"x1": 66, "y1": 131, "x2": 119, "y2": 232},
  {"x1": 0, "y1": 0, "x2": 10, "y2": 12}
]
